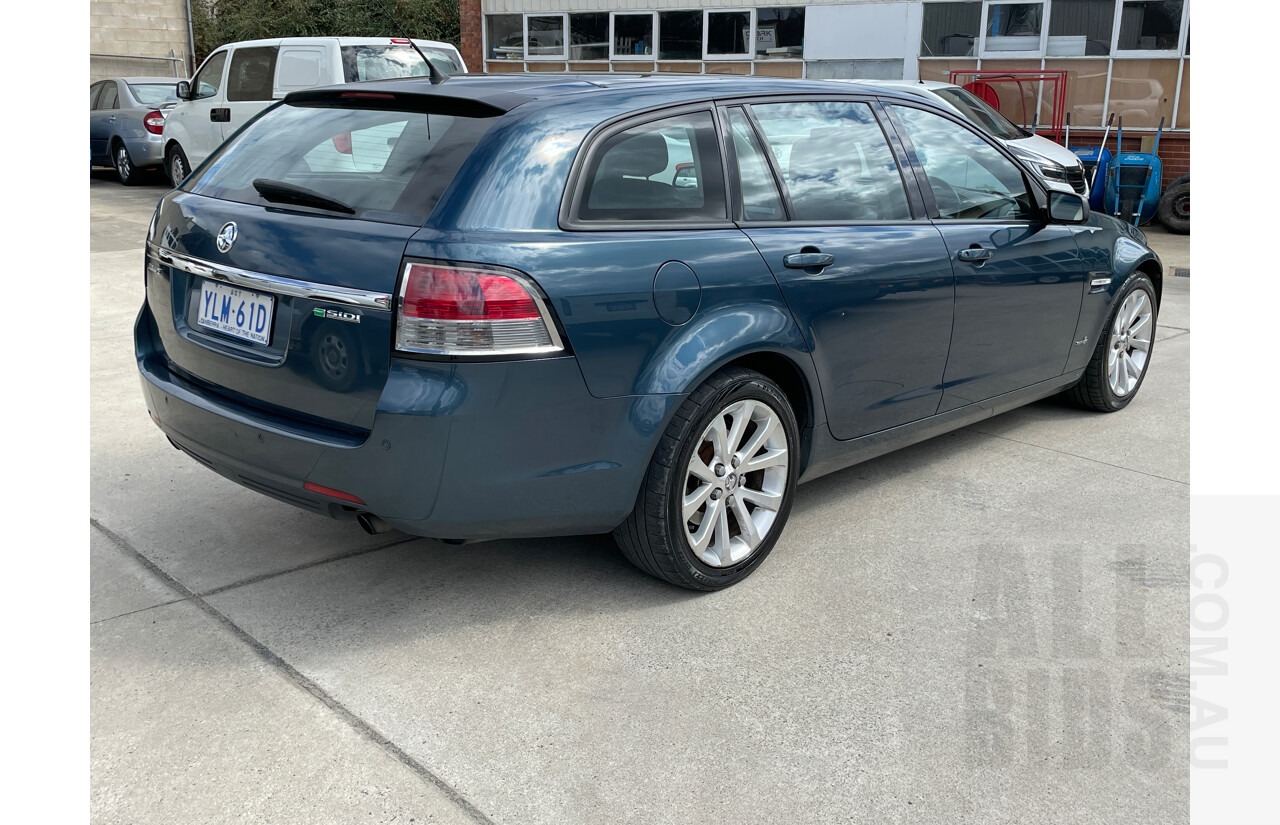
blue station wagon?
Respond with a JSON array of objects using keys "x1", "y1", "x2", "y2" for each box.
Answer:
[{"x1": 136, "y1": 74, "x2": 1161, "y2": 590}]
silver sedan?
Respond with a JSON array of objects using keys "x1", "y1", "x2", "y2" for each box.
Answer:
[{"x1": 90, "y1": 77, "x2": 181, "y2": 185}]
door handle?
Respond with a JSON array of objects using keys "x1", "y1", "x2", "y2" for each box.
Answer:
[
  {"x1": 957, "y1": 247, "x2": 993, "y2": 263},
  {"x1": 783, "y1": 252, "x2": 835, "y2": 270},
  {"x1": 210, "y1": 108, "x2": 231, "y2": 123}
]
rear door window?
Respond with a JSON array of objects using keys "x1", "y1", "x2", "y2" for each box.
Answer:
[
  {"x1": 340, "y1": 45, "x2": 463, "y2": 81},
  {"x1": 577, "y1": 110, "x2": 727, "y2": 223},
  {"x1": 748, "y1": 100, "x2": 911, "y2": 222},
  {"x1": 186, "y1": 103, "x2": 498, "y2": 225},
  {"x1": 227, "y1": 46, "x2": 280, "y2": 102},
  {"x1": 98, "y1": 82, "x2": 119, "y2": 110},
  {"x1": 129, "y1": 83, "x2": 180, "y2": 106}
]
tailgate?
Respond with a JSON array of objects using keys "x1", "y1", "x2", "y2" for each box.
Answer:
[{"x1": 146, "y1": 192, "x2": 416, "y2": 432}]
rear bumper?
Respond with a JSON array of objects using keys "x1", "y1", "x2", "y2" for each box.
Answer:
[
  {"x1": 126, "y1": 133, "x2": 166, "y2": 167},
  {"x1": 136, "y1": 303, "x2": 680, "y2": 540}
]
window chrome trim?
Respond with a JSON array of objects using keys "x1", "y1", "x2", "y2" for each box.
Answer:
[{"x1": 149, "y1": 243, "x2": 392, "y2": 310}]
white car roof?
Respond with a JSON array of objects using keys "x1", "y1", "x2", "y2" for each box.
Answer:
[{"x1": 209, "y1": 37, "x2": 460, "y2": 52}]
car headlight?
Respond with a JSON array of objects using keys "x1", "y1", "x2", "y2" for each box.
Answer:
[{"x1": 1039, "y1": 164, "x2": 1068, "y2": 181}]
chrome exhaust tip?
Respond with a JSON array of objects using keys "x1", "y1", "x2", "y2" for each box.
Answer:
[{"x1": 356, "y1": 512, "x2": 393, "y2": 535}]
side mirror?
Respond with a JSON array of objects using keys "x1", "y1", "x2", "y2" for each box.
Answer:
[
  {"x1": 176, "y1": 80, "x2": 191, "y2": 101},
  {"x1": 1048, "y1": 191, "x2": 1087, "y2": 223}
]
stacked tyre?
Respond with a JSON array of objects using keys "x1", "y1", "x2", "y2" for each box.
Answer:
[{"x1": 1157, "y1": 174, "x2": 1189, "y2": 234}]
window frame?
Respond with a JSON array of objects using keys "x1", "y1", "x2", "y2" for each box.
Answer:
[
  {"x1": 723, "y1": 95, "x2": 929, "y2": 227},
  {"x1": 525, "y1": 12, "x2": 570, "y2": 61},
  {"x1": 226, "y1": 45, "x2": 280, "y2": 102},
  {"x1": 979, "y1": 0, "x2": 1050, "y2": 58},
  {"x1": 561, "y1": 102, "x2": 735, "y2": 232},
  {"x1": 610, "y1": 11, "x2": 658, "y2": 61},
  {"x1": 1111, "y1": 0, "x2": 1188, "y2": 57},
  {"x1": 703, "y1": 8, "x2": 756, "y2": 61},
  {"x1": 191, "y1": 49, "x2": 229, "y2": 100},
  {"x1": 881, "y1": 99, "x2": 1049, "y2": 225},
  {"x1": 569, "y1": 12, "x2": 611, "y2": 62},
  {"x1": 658, "y1": 9, "x2": 705, "y2": 63}
]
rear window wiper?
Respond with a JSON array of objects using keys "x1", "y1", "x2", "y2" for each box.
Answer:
[{"x1": 252, "y1": 178, "x2": 356, "y2": 215}]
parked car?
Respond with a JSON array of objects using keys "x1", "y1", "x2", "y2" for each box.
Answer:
[
  {"x1": 90, "y1": 77, "x2": 181, "y2": 184},
  {"x1": 161, "y1": 37, "x2": 467, "y2": 187},
  {"x1": 835, "y1": 79, "x2": 1091, "y2": 197},
  {"x1": 136, "y1": 75, "x2": 1162, "y2": 590}
]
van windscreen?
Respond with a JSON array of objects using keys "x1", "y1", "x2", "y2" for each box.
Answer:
[{"x1": 184, "y1": 103, "x2": 496, "y2": 225}]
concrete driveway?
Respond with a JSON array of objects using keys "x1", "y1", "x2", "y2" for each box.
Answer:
[{"x1": 91, "y1": 173, "x2": 1190, "y2": 824}]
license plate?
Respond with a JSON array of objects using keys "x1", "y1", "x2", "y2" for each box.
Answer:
[{"x1": 196, "y1": 280, "x2": 274, "y2": 345}]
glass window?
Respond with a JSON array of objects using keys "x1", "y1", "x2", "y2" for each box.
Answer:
[
  {"x1": 984, "y1": 3, "x2": 1043, "y2": 51},
  {"x1": 755, "y1": 8, "x2": 804, "y2": 59},
  {"x1": 1176, "y1": 59, "x2": 1190, "y2": 128},
  {"x1": 1047, "y1": 0, "x2": 1115, "y2": 55},
  {"x1": 750, "y1": 101, "x2": 911, "y2": 222},
  {"x1": 570, "y1": 13, "x2": 609, "y2": 60},
  {"x1": 189, "y1": 104, "x2": 499, "y2": 225},
  {"x1": 227, "y1": 46, "x2": 278, "y2": 102},
  {"x1": 1118, "y1": 0, "x2": 1184, "y2": 51},
  {"x1": 707, "y1": 11, "x2": 752, "y2": 57},
  {"x1": 341, "y1": 45, "x2": 462, "y2": 81},
  {"x1": 486, "y1": 14, "x2": 523, "y2": 60},
  {"x1": 933, "y1": 86, "x2": 1027, "y2": 140},
  {"x1": 527, "y1": 15, "x2": 566, "y2": 58},
  {"x1": 90, "y1": 82, "x2": 104, "y2": 109},
  {"x1": 98, "y1": 82, "x2": 119, "y2": 110},
  {"x1": 129, "y1": 83, "x2": 180, "y2": 105},
  {"x1": 891, "y1": 105, "x2": 1035, "y2": 221},
  {"x1": 659, "y1": 11, "x2": 702, "y2": 60},
  {"x1": 1043, "y1": 58, "x2": 1110, "y2": 127},
  {"x1": 192, "y1": 50, "x2": 227, "y2": 100},
  {"x1": 579, "y1": 111, "x2": 726, "y2": 223},
  {"x1": 920, "y1": 2, "x2": 981, "y2": 57},
  {"x1": 614, "y1": 14, "x2": 655, "y2": 58},
  {"x1": 1108, "y1": 58, "x2": 1179, "y2": 128},
  {"x1": 726, "y1": 109, "x2": 785, "y2": 221}
]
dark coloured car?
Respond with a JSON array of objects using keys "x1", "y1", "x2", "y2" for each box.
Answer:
[{"x1": 136, "y1": 75, "x2": 1162, "y2": 590}]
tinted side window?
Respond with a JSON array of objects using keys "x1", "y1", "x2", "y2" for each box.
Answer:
[
  {"x1": 90, "y1": 82, "x2": 104, "y2": 109},
  {"x1": 726, "y1": 108, "x2": 785, "y2": 221},
  {"x1": 579, "y1": 111, "x2": 727, "y2": 223},
  {"x1": 227, "y1": 46, "x2": 279, "y2": 102},
  {"x1": 98, "y1": 82, "x2": 119, "y2": 110},
  {"x1": 750, "y1": 101, "x2": 911, "y2": 222},
  {"x1": 192, "y1": 51, "x2": 228, "y2": 100},
  {"x1": 891, "y1": 105, "x2": 1035, "y2": 221}
]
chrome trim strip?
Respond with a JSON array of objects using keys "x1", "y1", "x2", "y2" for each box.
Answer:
[{"x1": 149, "y1": 243, "x2": 392, "y2": 310}]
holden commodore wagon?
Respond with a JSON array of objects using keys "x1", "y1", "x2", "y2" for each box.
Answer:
[{"x1": 136, "y1": 74, "x2": 1161, "y2": 590}]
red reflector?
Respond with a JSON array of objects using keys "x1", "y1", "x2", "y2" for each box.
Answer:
[
  {"x1": 143, "y1": 110, "x2": 165, "y2": 135},
  {"x1": 331, "y1": 132, "x2": 352, "y2": 154},
  {"x1": 402, "y1": 264, "x2": 541, "y2": 322},
  {"x1": 304, "y1": 482, "x2": 365, "y2": 505},
  {"x1": 340, "y1": 91, "x2": 396, "y2": 100}
]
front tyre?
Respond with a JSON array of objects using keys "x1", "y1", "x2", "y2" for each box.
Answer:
[
  {"x1": 167, "y1": 144, "x2": 191, "y2": 188},
  {"x1": 1066, "y1": 274, "x2": 1158, "y2": 412},
  {"x1": 613, "y1": 368, "x2": 799, "y2": 590}
]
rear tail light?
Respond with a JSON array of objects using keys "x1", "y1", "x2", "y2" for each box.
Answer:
[
  {"x1": 395, "y1": 262, "x2": 564, "y2": 356},
  {"x1": 391, "y1": 37, "x2": 412, "y2": 44},
  {"x1": 143, "y1": 110, "x2": 165, "y2": 135}
]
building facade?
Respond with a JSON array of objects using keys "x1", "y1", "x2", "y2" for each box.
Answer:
[
  {"x1": 460, "y1": 0, "x2": 1190, "y2": 181},
  {"x1": 90, "y1": 0, "x2": 194, "y2": 82}
]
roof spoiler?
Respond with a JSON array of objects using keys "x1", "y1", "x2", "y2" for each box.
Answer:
[{"x1": 283, "y1": 87, "x2": 528, "y2": 118}]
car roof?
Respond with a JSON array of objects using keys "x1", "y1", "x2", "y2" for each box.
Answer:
[
  {"x1": 208, "y1": 36, "x2": 460, "y2": 51},
  {"x1": 285, "y1": 73, "x2": 937, "y2": 121},
  {"x1": 106, "y1": 77, "x2": 183, "y2": 84}
]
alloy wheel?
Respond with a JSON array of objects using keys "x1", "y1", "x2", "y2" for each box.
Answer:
[
  {"x1": 1107, "y1": 289, "x2": 1153, "y2": 397},
  {"x1": 683, "y1": 399, "x2": 789, "y2": 567},
  {"x1": 115, "y1": 145, "x2": 131, "y2": 181}
]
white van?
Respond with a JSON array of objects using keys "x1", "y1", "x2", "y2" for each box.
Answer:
[{"x1": 162, "y1": 37, "x2": 466, "y2": 186}]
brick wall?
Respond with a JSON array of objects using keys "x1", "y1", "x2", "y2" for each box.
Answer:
[
  {"x1": 90, "y1": 0, "x2": 191, "y2": 81},
  {"x1": 460, "y1": 0, "x2": 483, "y2": 73}
]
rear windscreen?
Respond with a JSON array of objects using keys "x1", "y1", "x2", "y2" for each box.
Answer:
[
  {"x1": 341, "y1": 45, "x2": 462, "y2": 82},
  {"x1": 129, "y1": 83, "x2": 180, "y2": 105},
  {"x1": 184, "y1": 103, "x2": 496, "y2": 225}
]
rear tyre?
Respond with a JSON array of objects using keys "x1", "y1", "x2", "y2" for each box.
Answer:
[
  {"x1": 113, "y1": 141, "x2": 140, "y2": 186},
  {"x1": 1065, "y1": 274, "x2": 1158, "y2": 412},
  {"x1": 167, "y1": 144, "x2": 191, "y2": 188},
  {"x1": 1156, "y1": 176, "x2": 1189, "y2": 234},
  {"x1": 613, "y1": 368, "x2": 799, "y2": 590}
]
